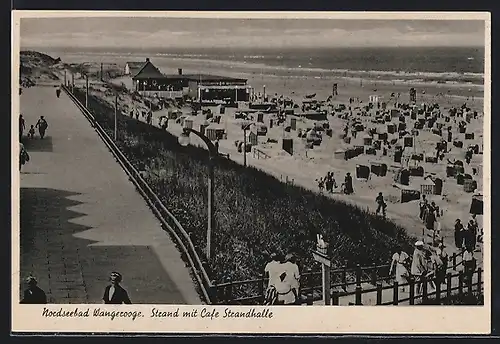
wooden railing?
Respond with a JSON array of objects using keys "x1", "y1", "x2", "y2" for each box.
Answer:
[
  {"x1": 329, "y1": 267, "x2": 483, "y2": 306},
  {"x1": 138, "y1": 90, "x2": 184, "y2": 99},
  {"x1": 253, "y1": 147, "x2": 271, "y2": 160},
  {"x1": 212, "y1": 250, "x2": 470, "y2": 305}
]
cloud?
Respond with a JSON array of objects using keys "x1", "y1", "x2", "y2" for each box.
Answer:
[{"x1": 20, "y1": 18, "x2": 485, "y2": 49}]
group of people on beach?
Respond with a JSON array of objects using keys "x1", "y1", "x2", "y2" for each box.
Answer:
[
  {"x1": 315, "y1": 171, "x2": 354, "y2": 195},
  {"x1": 419, "y1": 195, "x2": 442, "y2": 233},
  {"x1": 263, "y1": 252, "x2": 301, "y2": 305},
  {"x1": 390, "y1": 239, "x2": 476, "y2": 295},
  {"x1": 21, "y1": 272, "x2": 132, "y2": 304},
  {"x1": 454, "y1": 214, "x2": 482, "y2": 252},
  {"x1": 129, "y1": 108, "x2": 154, "y2": 125}
]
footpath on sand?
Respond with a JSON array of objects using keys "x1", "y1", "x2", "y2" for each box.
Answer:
[{"x1": 19, "y1": 85, "x2": 201, "y2": 304}]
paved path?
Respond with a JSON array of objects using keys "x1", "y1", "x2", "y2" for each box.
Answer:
[{"x1": 18, "y1": 86, "x2": 202, "y2": 304}]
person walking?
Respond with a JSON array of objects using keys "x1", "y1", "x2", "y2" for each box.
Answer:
[
  {"x1": 464, "y1": 220, "x2": 477, "y2": 252},
  {"x1": 425, "y1": 250, "x2": 437, "y2": 292},
  {"x1": 102, "y1": 272, "x2": 132, "y2": 304},
  {"x1": 28, "y1": 125, "x2": 35, "y2": 139},
  {"x1": 454, "y1": 219, "x2": 464, "y2": 249},
  {"x1": 462, "y1": 248, "x2": 476, "y2": 285},
  {"x1": 375, "y1": 192, "x2": 387, "y2": 218},
  {"x1": 389, "y1": 246, "x2": 410, "y2": 292},
  {"x1": 435, "y1": 242, "x2": 449, "y2": 286},
  {"x1": 21, "y1": 276, "x2": 47, "y2": 304},
  {"x1": 425, "y1": 205, "x2": 436, "y2": 240},
  {"x1": 411, "y1": 241, "x2": 427, "y2": 294},
  {"x1": 344, "y1": 172, "x2": 354, "y2": 195},
  {"x1": 146, "y1": 111, "x2": 153, "y2": 125},
  {"x1": 55, "y1": 86, "x2": 61, "y2": 98},
  {"x1": 419, "y1": 195, "x2": 428, "y2": 221},
  {"x1": 19, "y1": 114, "x2": 26, "y2": 140},
  {"x1": 316, "y1": 177, "x2": 325, "y2": 193},
  {"x1": 325, "y1": 172, "x2": 333, "y2": 193},
  {"x1": 35, "y1": 116, "x2": 48, "y2": 139},
  {"x1": 19, "y1": 142, "x2": 30, "y2": 171}
]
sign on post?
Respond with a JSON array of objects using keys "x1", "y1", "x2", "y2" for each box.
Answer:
[
  {"x1": 313, "y1": 235, "x2": 331, "y2": 305},
  {"x1": 312, "y1": 250, "x2": 331, "y2": 267}
]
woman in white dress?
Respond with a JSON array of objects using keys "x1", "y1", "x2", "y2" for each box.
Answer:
[{"x1": 390, "y1": 247, "x2": 410, "y2": 292}]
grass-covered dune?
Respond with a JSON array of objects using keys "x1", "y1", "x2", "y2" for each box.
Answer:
[
  {"x1": 72, "y1": 87, "x2": 415, "y2": 285},
  {"x1": 20, "y1": 50, "x2": 62, "y2": 84}
]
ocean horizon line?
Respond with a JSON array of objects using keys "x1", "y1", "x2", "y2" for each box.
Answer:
[{"x1": 21, "y1": 44, "x2": 485, "y2": 51}]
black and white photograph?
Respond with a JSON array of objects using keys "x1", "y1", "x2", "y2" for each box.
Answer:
[{"x1": 12, "y1": 11, "x2": 491, "y2": 333}]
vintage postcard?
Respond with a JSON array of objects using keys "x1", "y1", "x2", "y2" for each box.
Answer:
[{"x1": 11, "y1": 11, "x2": 491, "y2": 334}]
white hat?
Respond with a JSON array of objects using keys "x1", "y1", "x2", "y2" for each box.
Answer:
[{"x1": 415, "y1": 240, "x2": 424, "y2": 247}]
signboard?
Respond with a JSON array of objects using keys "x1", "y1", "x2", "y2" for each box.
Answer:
[{"x1": 312, "y1": 250, "x2": 331, "y2": 267}]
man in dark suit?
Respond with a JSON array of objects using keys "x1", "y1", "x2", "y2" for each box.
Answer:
[
  {"x1": 21, "y1": 276, "x2": 47, "y2": 304},
  {"x1": 103, "y1": 272, "x2": 132, "y2": 304}
]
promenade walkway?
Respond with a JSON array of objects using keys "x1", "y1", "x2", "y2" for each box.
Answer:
[{"x1": 19, "y1": 85, "x2": 201, "y2": 304}]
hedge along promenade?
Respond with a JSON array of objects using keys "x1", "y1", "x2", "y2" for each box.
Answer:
[{"x1": 72, "y1": 88, "x2": 415, "y2": 288}]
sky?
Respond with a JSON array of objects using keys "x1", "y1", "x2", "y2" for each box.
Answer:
[{"x1": 20, "y1": 17, "x2": 486, "y2": 49}]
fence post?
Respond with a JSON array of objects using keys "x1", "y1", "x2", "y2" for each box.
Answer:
[
  {"x1": 477, "y1": 268, "x2": 482, "y2": 293},
  {"x1": 306, "y1": 294, "x2": 313, "y2": 305},
  {"x1": 376, "y1": 282, "x2": 382, "y2": 305},
  {"x1": 356, "y1": 264, "x2": 362, "y2": 287},
  {"x1": 422, "y1": 275, "x2": 428, "y2": 303},
  {"x1": 409, "y1": 276, "x2": 415, "y2": 305},
  {"x1": 208, "y1": 284, "x2": 218, "y2": 305},
  {"x1": 225, "y1": 284, "x2": 233, "y2": 304},
  {"x1": 258, "y1": 279, "x2": 264, "y2": 304},
  {"x1": 458, "y1": 271, "x2": 464, "y2": 296},
  {"x1": 332, "y1": 291, "x2": 339, "y2": 305},
  {"x1": 371, "y1": 263, "x2": 377, "y2": 285},
  {"x1": 393, "y1": 281, "x2": 399, "y2": 305},
  {"x1": 468, "y1": 270, "x2": 474, "y2": 295},
  {"x1": 342, "y1": 260, "x2": 348, "y2": 290},
  {"x1": 435, "y1": 278, "x2": 441, "y2": 304},
  {"x1": 446, "y1": 272, "x2": 452, "y2": 301},
  {"x1": 355, "y1": 286, "x2": 362, "y2": 305},
  {"x1": 452, "y1": 252, "x2": 457, "y2": 270}
]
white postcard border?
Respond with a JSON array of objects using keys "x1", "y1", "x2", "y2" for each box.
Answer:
[{"x1": 11, "y1": 10, "x2": 492, "y2": 334}]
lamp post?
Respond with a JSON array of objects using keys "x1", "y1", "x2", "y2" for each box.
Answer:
[
  {"x1": 114, "y1": 92, "x2": 118, "y2": 141},
  {"x1": 85, "y1": 74, "x2": 89, "y2": 109},
  {"x1": 178, "y1": 127, "x2": 217, "y2": 261},
  {"x1": 242, "y1": 122, "x2": 255, "y2": 167}
]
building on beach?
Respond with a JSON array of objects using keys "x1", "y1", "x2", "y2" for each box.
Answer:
[{"x1": 131, "y1": 58, "x2": 252, "y2": 102}]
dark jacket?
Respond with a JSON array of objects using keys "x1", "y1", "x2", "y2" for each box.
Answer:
[
  {"x1": 21, "y1": 287, "x2": 47, "y2": 304},
  {"x1": 103, "y1": 285, "x2": 131, "y2": 304}
]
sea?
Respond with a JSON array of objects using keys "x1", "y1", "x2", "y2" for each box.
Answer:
[{"x1": 42, "y1": 46, "x2": 485, "y2": 85}]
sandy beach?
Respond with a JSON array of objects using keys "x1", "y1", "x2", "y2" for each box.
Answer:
[{"x1": 56, "y1": 52, "x2": 483, "y2": 254}]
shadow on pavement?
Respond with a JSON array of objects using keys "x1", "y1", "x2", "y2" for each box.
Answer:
[
  {"x1": 20, "y1": 187, "x2": 95, "y2": 303},
  {"x1": 22, "y1": 137, "x2": 53, "y2": 152},
  {"x1": 19, "y1": 187, "x2": 187, "y2": 304}
]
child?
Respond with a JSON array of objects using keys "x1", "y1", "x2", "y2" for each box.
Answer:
[{"x1": 28, "y1": 125, "x2": 35, "y2": 139}]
